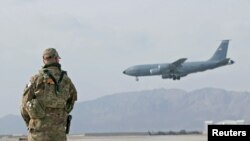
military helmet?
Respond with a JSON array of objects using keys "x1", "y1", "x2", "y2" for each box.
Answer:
[{"x1": 43, "y1": 48, "x2": 61, "y2": 59}]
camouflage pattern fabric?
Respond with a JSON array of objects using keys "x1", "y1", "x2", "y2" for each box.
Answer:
[
  {"x1": 21, "y1": 64, "x2": 77, "y2": 141},
  {"x1": 28, "y1": 130, "x2": 66, "y2": 141}
]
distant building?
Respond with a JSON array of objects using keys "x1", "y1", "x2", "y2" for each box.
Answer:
[
  {"x1": 203, "y1": 120, "x2": 245, "y2": 134},
  {"x1": 216, "y1": 120, "x2": 245, "y2": 125}
]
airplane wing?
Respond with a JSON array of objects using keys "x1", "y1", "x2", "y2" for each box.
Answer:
[
  {"x1": 169, "y1": 58, "x2": 187, "y2": 70},
  {"x1": 161, "y1": 58, "x2": 187, "y2": 79},
  {"x1": 161, "y1": 58, "x2": 187, "y2": 74}
]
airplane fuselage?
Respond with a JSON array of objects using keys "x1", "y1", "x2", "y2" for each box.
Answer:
[
  {"x1": 123, "y1": 40, "x2": 234, "y2": 81},
  {"x1": 123, "y1": 60, "x2": 231, "y2": 79}
]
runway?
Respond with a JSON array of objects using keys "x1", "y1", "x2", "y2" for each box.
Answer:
[
  {"x1": 0, "y1": 134, "x2": 207, "y2": 141},
  {"x1": 69, "y1": 135, "x2": 207, "y2": 141}
]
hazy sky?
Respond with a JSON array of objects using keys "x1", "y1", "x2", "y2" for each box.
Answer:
[{"x1": 0, "y1": 0, "x2": 249, "y2": 117}]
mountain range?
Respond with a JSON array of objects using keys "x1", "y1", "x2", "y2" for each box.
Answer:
[{"x1": 0, "y1": 87, "x2": 249, "y2": 135}]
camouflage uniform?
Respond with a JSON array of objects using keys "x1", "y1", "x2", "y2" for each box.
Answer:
[{"x1": 20, "y1": 48, "x2": 77, "y2": 141}]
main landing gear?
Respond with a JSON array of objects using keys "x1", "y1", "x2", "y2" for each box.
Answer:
[{"x1": 172, "y1": 75, "x2": 181, "y2": 80}]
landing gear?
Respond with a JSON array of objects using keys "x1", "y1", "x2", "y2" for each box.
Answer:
[
  {"x1": 162, "y1": 74, "x2": 181, "y2": 80},
  {"x1": 173, "y1": 76, "x2": 176, "y2": 80},
  {"x1": 177, "y1": 76, "x2": 180, "y2": 80},
  {"x1": 172, "y1": 75, "x2": 181, "y2": 80},
  {"x1": 135, "y1": 77, "x2": 139, "y2": 81}
]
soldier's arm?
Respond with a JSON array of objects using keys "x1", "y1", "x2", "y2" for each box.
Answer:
[
  {"x1": 20, "y1": 76, "x2": 37, "y2": 126},
  {"x1": 66, "y1": 81, "x2": 77, "y2": 113}
]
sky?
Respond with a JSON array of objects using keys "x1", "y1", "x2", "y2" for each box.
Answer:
[{"x1": 0, "y1": 0, "x2": 249, "y2": 117}]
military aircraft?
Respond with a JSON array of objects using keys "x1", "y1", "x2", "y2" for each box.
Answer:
[{"x1": 123, "y1": 40, "x2": 234, "y2": 81}]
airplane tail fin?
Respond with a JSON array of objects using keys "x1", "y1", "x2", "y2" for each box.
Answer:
[{"x1": 208, "y1": 40, "x2": 230, "y2": 61}]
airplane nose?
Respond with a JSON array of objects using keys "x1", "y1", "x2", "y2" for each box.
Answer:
[{"x1": 123, "y1": 70, "x2": 126, "y2": 74}]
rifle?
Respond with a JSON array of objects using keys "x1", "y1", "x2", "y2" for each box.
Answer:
[{"x1": 66, "y1": 115, "x2": 72, "y2": 134}]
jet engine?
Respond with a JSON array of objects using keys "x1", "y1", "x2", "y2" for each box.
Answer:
[
  {"x1": 162, "y1": 73, "x2": 181, "y2": 80},
  {"x1": 161, "y1": 74, "x2": 170, "y2": 79}
]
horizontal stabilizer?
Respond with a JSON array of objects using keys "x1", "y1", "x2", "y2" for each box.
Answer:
[{"x1": 217, "y1": 58, "x2": 235, "y2": 65}]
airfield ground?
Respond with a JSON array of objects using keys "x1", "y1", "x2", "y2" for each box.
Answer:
[{"x1": 1, "y1": 134, "x2": 207, "y2": 141}]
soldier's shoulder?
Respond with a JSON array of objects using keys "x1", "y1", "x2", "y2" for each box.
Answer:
[
  {"x1": 61, "y1": 70, "x2": 70, "y2": 79},
  {"x1": 29, "y1": 69, "x2": 46, "y2": 83},
  {"x1": 61, "y1": 70, "x2": 68, "y2": 76},
  {"x1": 61, "y1": 70, "x2": 74, "y2": 82},
  {"x1": 29, "y1": 74, "x2": 39, "y2": 82}
]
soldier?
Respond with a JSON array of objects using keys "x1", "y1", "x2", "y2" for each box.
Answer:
[{"x1": 20, "y1": 48, "x2": 77, "y2": 141}]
